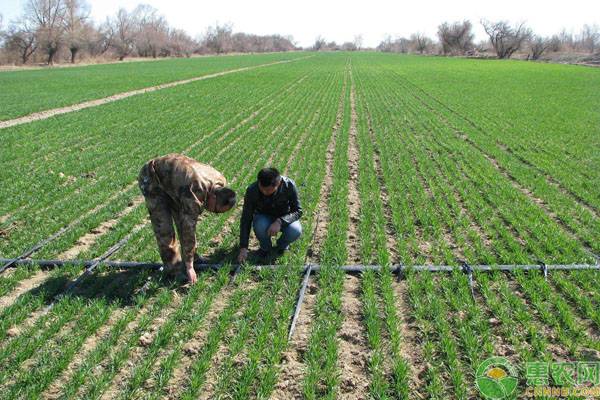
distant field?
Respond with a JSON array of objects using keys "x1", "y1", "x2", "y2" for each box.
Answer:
[
  {"x1": 0, "y1": 52, "x2": 599, "y2": 399},
  {"x1": 0, "y1": 52, "x2": 307, "y2": 120}
]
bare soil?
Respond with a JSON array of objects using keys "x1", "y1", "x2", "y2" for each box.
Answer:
[
  {"x1": 42, "y1": 308, "x2": 127, "y2": 399},
  {"x1": 337, "y1": 274, "x2": 370, "y2": 398},
  {"x1": 365, "y1": 110, "x2": 400, "y2": 263},
  {"x1": 198, "y1": 289, "x2": 254, "y2": 400},
  {"x1": 58, "y1": 196, "x2": 144, "y2": 260},
  {"x1": 0, "y1": 269, "x2": 49, "y2": 312},
  {"x1": 505, "y1": 277, "x2": 572, "y2": 360},
  {"x1": 346, "y1": 81, "x2": 362, "y2": 264},
  {"x1": 392, "y1": 279, "x2": 425, "y2": 396},
  {"x1": 306, "y1": 70, "x2": 347, "y2": 263},
  {"x1": 271, "y1": 278, "x2": 318, "y2": 399},
  {"x1": 0, "y1": 213, "x2": 13, "y2": 224},
  {"x1": 162, "y1": 284, "x2": 237, "y2": 399},
  {"x1": 0, "y1": 57, "x2": 308, "y2": 130},
  {"x1": 98, "y1": 289, "x2": 185, "y2": 400}
]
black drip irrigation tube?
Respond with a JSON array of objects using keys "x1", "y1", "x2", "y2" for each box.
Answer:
[
  {"x1": 287, "y1": 264, "x2": 313, "y2": 340},
  {"x1": 2, "y1": 256, "x2": 599, "y2": 340},
  {"x1": 1, "y1": 258, "x2": 599, "y2": 273},
  {"x1": 0, "y1": 227, "x2": 70, "y2": 274},
  {"x1": 42, "y1": 224, "x2": 145, "y2": 312}
]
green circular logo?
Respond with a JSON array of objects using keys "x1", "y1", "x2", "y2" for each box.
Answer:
[{"x1": 475, "y1": 357, "x2": 519, "y2": 399}]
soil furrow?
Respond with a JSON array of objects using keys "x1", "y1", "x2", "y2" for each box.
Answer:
[
  {"x1": 337, "y1": 274, "x2": 370, "y2": 398},
  {"x1": 346, "y1": 79, "x2": 361, "y2": 263},
  {"x1": 57, "y1": 196, "x2": 145, "y2": 260},
  {"x1": 0, "y1": 57, "x2": 312, "y2": 130}
]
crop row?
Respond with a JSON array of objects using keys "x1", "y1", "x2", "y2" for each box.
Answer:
[
  {"x1": 370, "y1": 54, "x2": 600, "y2": 255},
  {"x1": 1, "y1": 52, "x2": 599, "y2": 400},
  {"x1": 0, "y1": 52, "x2": 309, "y2": 121},
  {"x1": 352, "y1": 56, "x2": 593, "y2": 265},
  {"x1": 0, "y1": 54, "x2": 348, "y2": 399},
  {"x1": 0, "y1": 57, "x2": 316, "y2": 258}
]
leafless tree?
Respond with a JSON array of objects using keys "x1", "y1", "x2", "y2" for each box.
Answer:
[
  {"x1": 529, "y1": 36, "x2": 551, "y2": 60},
  {"x1": 63, "y1": 0, "x2": 90, "y2": 63},
  {"x1": 341, "y1": 41, "x2": 357, "y2": 51},
  {"x1": 393, "y1": 37, "x2": 410, "y2": 53},
  {"x1": 167, "y1": 28, "x2": 195, "y2": 57},
  {"x1": 437, "y1": 20, "x2": 474, "y2": 55},
  {"x1": 376, "y1": 35, "x2": 393, "y2": 52},
  {"x1": 481, "y1": 20, "x2": 532, "y2": 59},
  {"x1": 558, "y1": 29, "x2": 574, "y2": 50},
  {"x1": 548, "y1": 34, "x2": 562, "y2": 52},
  {"x1": 202, "y1": 23, "x2": 233, "y2": 54},
  {"x1": 325, "y1": 41, "x2": 339, "y2": 51},
  {"x1": 353, "y1": 34, "x2": 363, "y2": 50},
  {"x1": 376, "y1": 35, "x2": 411, "y2": 53},
  {"x1": 133, "y1": 4, "x2": 168, "y2": 57},
  {"x1": 109, "y1": 8, "x2": 136, "y2": 60},
  {"x1": 474, "y1": 39, "x2": 490, "y2": 53},
  {"x1": 0, "y1": 13, "x2": 5, "y2": 50},
  {"x1": 25, "y1": 0, "x2": 67, "y2": 64},
  {"x1": 410, "y1": 32, "x2": 432, "y2": 54},
  {"x1": 312, "y1": 35, "x2": 326, "y2": 51},
  {"x1": 87, "y1": 18, "x2": 114, "y2": 56},
  {"x1": 580, "y1": 24, "x2": 599, "y2": 53},
  {"x1": 3, "y1": 19, "x2": 38, "y2": 63}
]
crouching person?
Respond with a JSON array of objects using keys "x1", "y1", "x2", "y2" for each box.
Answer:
[
  {"x1": 138, "y1": 154, "x2": 236, "y2": 283},
  {"x1": 238, "y1": 168, "x2": 302, "y2": 263}
]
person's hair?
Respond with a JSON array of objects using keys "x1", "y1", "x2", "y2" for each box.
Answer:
[
  {"x1": 258, "y1": 167, "x2": 281, "y2": 187},
  {"x1": 214, "y1": 187, "x2": 236, "y2": 208}
]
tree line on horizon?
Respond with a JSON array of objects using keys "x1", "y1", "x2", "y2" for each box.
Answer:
[
  {"x1": 370, "y1": 20, "x2": 599, "y2": 60},
  {"x1": 0, "y1": 0, "x2": 598, "y2": 66},
  {"x1": 0, "y1": 0, "x2": 296, "y2": 65}
]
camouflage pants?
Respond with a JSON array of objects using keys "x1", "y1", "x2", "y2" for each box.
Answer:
[{"x1": 138, "y1": 162, "x2": 193, "y2": 269}]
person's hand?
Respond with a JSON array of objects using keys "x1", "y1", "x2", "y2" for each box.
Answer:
[
  {"x1": 238, "y1": 248, "x2": 249, "y2": 263},
  {"x1": 267, "y1": 219, "x2": 282, "y2": 236},
  {"x1": 186, "y1": 265, "x2": 197, "y2": 284}
]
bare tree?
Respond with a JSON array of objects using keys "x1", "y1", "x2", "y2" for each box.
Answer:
[
  {"x1": 548, "y1": 34, "x2": 562, "y2": 52},
  {"x1": 341, "y1": 41, "x2": 357, "y2": 51},
  {"x1": 558, "y1": 29, "x2": 574, "y2": 50},
  {"x1": 437, "y1": 20, "x2": 474, "y2": 55},
  {"x1": 202, "y1": 23, "x2": 233, "y2": 54},
  {"x1": 580, "y1": 24, "x2": 599, "y2": 53},
  {"x1": 376, "y1": 35, "x2": 393, "y2": 52},
  {"x1": 87, "y1": 18, "x2": 114, "y2": 56},
  {"x1": 410, "y1": 32, "x2": 432, "y2": 54},
  {"x1": 529, "y1": 36, "x2": 551, "y2": 60},
  {"x1": 3, "y1": 19, "x2": 38, "y2": 63},
  {"x1": 63, "y1": 0, "x2": 90, "y2": 63},
  {"x1": 481, "y1": 20, "x2": 532, "y2": 59},
  {"x1": 312, "y1": 35, "x2": 326, "y2": 51},
  {"x1": 353, "y1": 34, "x2": 363, "y2": 50},
  {"x1": 109, "y1": 8, "x2": 136, "y2": 60},
  {"x1": 325, "y1": 41, "x2": 339, "y2": 51},
  {"x1": 376, "y1": 35, "x2": 412, "y2": 53},
  {"x1": 25, "y1": 0, "x2": 67, "y2": 64},
  {"x1": 393, "y1": 37, "x2": 410, "y2": 53},
  {"x1": 0, "y1": 13, "x2": 5, "y2": 49},
  {"x1": 133, "y1": 4, "x2": 168, "y2": 58},
  {"x1": 167, "y1": 28, "x2": 195, "y2": 57}
]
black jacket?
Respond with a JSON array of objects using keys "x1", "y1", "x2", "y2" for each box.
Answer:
[{"x1": 239, "y1": 176, "x2": 302, "y2": 248}]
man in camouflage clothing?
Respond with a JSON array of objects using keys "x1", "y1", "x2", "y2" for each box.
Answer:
[{"x1": 138, "y1": 154, "x2": 236, "y2": 283}]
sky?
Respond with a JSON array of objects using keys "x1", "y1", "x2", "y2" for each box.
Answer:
[{"x1": 1, "y1": 0, "x2": 599, "y2": 48}]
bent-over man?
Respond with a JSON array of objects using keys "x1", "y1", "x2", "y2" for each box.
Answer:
[
  {"x1": 138, "y1": 153, "x2": 236, "y2": 283},
  {"x1": 238, "y1": 167, "x2": 302, "y2": 263}
]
